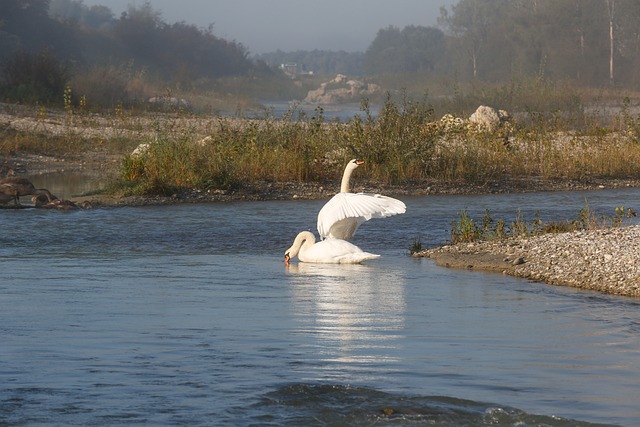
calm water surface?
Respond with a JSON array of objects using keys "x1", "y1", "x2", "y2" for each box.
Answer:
[{"x1": 1, "y1": 188, "x2": 640, "y2": 426}]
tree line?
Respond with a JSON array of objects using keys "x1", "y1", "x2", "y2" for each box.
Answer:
[
  {"x1": 365, "y1": 0, "x2": 640, "y2": 88},
  {"x1": 0, "y1": 0, "x2": 265, "y2": 106},
  {"x1": 267, "y1": 0, "x2": 640, "y2": 90},
  {"x1": 2, "y1": 0, "x2": 640, "y2": 108},
  {"x1": 256, "y1": 50, "x2": 364, "y2": 76}
]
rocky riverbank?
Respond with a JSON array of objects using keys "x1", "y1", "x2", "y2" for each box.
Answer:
[
  {"x1": 416, "y1": 225, "x2": 640, "y2": 297},
  {"x1": 5, "y1": 150, "x2": 640, "y2": 207}
]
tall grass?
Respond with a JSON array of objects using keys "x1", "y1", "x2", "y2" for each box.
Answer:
[
  {"x1": 449, "y1": 201, "x2": 637, "y2": 244},
  {"x1": 117, "y1": 95, "x2": 438, "y2": 195},
  {"x1": 6, "y1": 76, "x2": 640, "y2": 196},
  {"x1": 114, "y1": 88, "x2": 640, "y2": 196}
]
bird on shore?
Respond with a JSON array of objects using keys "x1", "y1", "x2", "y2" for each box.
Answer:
[
  {"x1": 0, "y1": 175, "x2": 54, "y2": 207},
  {"x1": 316, "y1": 159, "x2": 406, "y2": 240},
  {"x1": 285, "y1": 231, "x2": 380, "y2": 264}
]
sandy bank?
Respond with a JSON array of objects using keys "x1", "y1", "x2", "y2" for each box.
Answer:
[{"x1": 416, "y1": 225, "x2": 640, "y2": 297}]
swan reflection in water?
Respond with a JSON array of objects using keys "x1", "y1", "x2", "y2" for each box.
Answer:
[{"x1": 285, "y1": 262, "x2": 407, "y2": 368}]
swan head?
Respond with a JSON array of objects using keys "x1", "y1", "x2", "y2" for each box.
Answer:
[
  {"x1": 348, "y1": 159, "x2": 364, "y2": 169},
  {"x1": 284, "y1": 231, "x2": 315, "y2": 264},
  {"x1": 340, "y1": 159, "x2": 365, "y2": 193}
]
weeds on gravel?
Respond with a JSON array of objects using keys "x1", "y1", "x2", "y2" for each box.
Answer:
[
  {"x1": 449, "y1": 200, "x2": 637, "y2": 244},
  {"x1": 116, "y1": 95, "x2": 438, "y2": 195},
  {"x1": 7, "y1": 80, "x2": 640, "y2": 197},
  {"x1": 409, "y1": 236, "x2": 423, "y2": 255},
  {"x1": 116, "y1": 87, "x2": 640, "y2": 197}
]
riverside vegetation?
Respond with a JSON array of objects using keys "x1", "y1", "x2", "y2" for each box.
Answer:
[
  {"x1": 4, "y1": 82, "x2": 640, "y2": 295},
  {"x1": 104, "y1": 85, "x2": 640, "y2": 197},
  {"x1": 4, "y1": 80, "x2": 640, "y2": 198},
  {"x1": 416, "y1": 205, "x2": 640, "y2": 297},
  {"x1": 446, "y1": 201, "x2": 637, "y2": 245},
  {"x1": 4, "y1": 81, "x2": 640, "y2": 198}
]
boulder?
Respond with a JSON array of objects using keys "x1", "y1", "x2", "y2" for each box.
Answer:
[
  {"x1": 304, "y1": 74, "x2": 383, "y2": 105},
  {"x1": 147, "y1": 96, "x2": 191, "y2": 110},
  {"x1": 131, "y1": 143, "x2": 150, "y2": 157},
  {"x1": 469, "y1": 105, "x2": 502, "y2": 131}
]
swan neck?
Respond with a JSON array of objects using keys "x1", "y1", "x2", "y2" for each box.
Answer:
[
  {"x1": 340, "y1": 166, "x2": 354, "y2": 193},
  {"x1": 287, "y1": 231, "x2": 316, "y2": 258}
]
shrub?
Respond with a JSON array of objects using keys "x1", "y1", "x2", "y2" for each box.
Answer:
[
  {"x1": 0, "y1": 49, "x2": 70, "y2": 105},
  {"x1": 71, "y1": 65, "x2": 129, "y2": 109}
]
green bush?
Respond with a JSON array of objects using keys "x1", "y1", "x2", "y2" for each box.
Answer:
[
  {"x1": 0, "y1": 50, "x2": 70, "y2": 105},
  {"x1": 117, "y1": 95, "x2": 440, "y2": 195}
]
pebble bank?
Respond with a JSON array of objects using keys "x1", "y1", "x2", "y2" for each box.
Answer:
[{"x1": 417, "y1": 225, "x2": 640, "y2": 297}]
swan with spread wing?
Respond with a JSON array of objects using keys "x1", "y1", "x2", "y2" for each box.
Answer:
[{"x1": 316, "y1": 159, "x2": 406, "y2": 241}]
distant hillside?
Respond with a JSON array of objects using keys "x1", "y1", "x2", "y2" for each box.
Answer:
[{"x1": 0, "y1": 0, "x2": 271, "y2": 107}]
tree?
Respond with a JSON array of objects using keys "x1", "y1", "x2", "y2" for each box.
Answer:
[
  {"x1": 49, "y1": 0, "x2": 114, "y2": 29},
  {"x1": 438, "y1": 0, "x2": 510, "y2": 79},
  {"x1": 607, "y1": 0, "x2": 615, "y2": 84},
  {"x1": 0, "y1": 49, "x2": 70, "y2": 104},
  {"x1": 48, "y1": 0, "x2": 84, "y2": 22},
  {"x1": 364, "y1": 25, "x2": 445, "y2": 75},
  {"x1": 83, "y1": 5, "x2": 114, "y2": 29},
  {"x1": 0, "y1": 0, "x2": 79, "y2": 61},
  {"x1": 111, "y1": 4, "x2": 253, "y2": 82},
  {"x1": 436, "y1": 0, "x2": 634, "y2": 86}
]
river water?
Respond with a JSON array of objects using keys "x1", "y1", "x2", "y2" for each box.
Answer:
[{"x1": 1, "y1": 187, "x2": 639, "y2": 426}]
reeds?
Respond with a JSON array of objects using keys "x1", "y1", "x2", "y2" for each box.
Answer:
[
  {"x1": 115, "y1": 95, "x2": 438, "y2": 195},
  {"x1": 448, "y1": 201, "x2": 637, "y2": 244},
  {"x1": 5, "y1": 78, "x2": 640, "y2": 197},
  {"x1": 113, "y1": 93, "x2": 640, "y2": 196}
]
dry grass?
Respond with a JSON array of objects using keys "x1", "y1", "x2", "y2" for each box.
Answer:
[{"x1": 3, "y1": 80, "x2": 640, "y2": 197}]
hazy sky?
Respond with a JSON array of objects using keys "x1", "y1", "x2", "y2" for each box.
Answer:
[{"x1": 80, "y1": 0, "x2": 457, "y2": 54}]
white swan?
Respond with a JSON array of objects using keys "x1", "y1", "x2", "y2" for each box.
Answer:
[
  {"x1": 285, "y1": 231, "x2": 380, "y2": 264},
  {"x1": 317, "y1": 159, "x2": 406, "y2": 240}
]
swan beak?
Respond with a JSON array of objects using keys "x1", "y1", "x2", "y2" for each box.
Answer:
[
  {"x1": 355, "y1": 159, "x2": 364, "y2": 165},
  {"x1": 284, "y1": 253, "x2": 291, "y2": 265}
]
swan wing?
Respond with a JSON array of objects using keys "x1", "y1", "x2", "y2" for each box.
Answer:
[
  {"x1": 317, "y1": 192, "x2": 406, "y2": 240},
  {"x1": 299, "y1": 238, "x2": 380, "y2": 264}
]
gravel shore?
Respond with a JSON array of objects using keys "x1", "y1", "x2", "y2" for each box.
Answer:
[{"x1": 416, "y1": 225, "x2": 640, "y2": 297}]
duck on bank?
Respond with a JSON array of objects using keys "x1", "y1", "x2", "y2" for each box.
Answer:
[{"x1": 31, "y1": 194, "x2": 91, "y2": 210}]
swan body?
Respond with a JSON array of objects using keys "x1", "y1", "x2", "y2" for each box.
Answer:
[
  {"x1": 285, "y1": 231, "x2": 380, "y2": 264},
  {"x1": 317, "y1": 159, "x2": 406, "y2": 240}
]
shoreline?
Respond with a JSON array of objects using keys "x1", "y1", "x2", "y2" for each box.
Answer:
[
  {"x1": 3, "y1": 151, "x2": 639, "y2": 208},
  {"x1": 4, "y1": 153, "x2": 640, "y2": 298},
  {"x1": 416, "y1": 225, "x2": 640, "y2": 298},
  {"x1": 4, "y1": 151, "x2": 640, "y2": 206},
  {"x1": 45, "y1": 176, "x2": 640, "y2": 207}
]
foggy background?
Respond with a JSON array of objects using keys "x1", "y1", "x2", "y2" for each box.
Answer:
[
  {"x1": 80, "y1": 0, "x2": 457, "y2": 53},
  {"x1": 4, "y1": 0, "x2": 640, "y2": 114}
]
